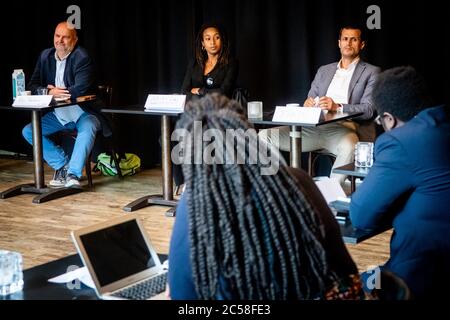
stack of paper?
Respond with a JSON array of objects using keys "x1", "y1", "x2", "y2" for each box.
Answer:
[
  {"x1": 144, "y1": 94, "x2": 186, "y2": 113},
  {"x1": 314, "y1": 176, "x2": 351, "y2": 222},
  {"x1": 48, "y1": 266, "x2": 95, "y2": 288},
  {"x1": 314, "y1": 176, "x2": 347, "y2": 204}
]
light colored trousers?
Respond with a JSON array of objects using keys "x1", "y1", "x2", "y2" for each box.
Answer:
[{"x1": 258, "y1": 121, "x2": 359, "y2": 184}]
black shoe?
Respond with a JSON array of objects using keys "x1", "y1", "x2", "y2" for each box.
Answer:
[
  {"x1": 49, "y1": 165, "x2": 68, "y2": 188},
  {"x1": 65, "y1": 173, "x2": 81, "y2": 188}
]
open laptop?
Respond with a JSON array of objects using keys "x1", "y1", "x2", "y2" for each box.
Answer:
[{"x1": 71, "y1": 214, "x2": 167, "y2": 300}]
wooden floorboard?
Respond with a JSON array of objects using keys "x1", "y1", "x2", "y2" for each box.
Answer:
[{"x1": 0, "y1": 158, "x2": 390, "y2": 272}]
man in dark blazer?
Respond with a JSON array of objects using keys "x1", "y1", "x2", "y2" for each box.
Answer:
[
  {"x1": 22, "y1": 21, "x2": 109, "y2": 188},
  {"x1": 259, "y1": 26, "x2": 380, "y2": 184},
  {"x1": 350, "y1": 66, "x2": 450, "y2": 298}
]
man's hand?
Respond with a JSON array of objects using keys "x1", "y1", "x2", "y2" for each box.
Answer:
[
  {"x1": 318, "y1": 96, "x2": 339, "y2": 111},
  {"x1": 47, "y1": 85, "x2": 70, "y2": 96},
  {"x1": 303, "y1": 97, "x2": 316, "y2": 107}
]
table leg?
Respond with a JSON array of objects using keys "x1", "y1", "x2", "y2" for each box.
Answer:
[
  {"x1": 1, "y1": 110, "x2": 86, "y2": 203},
  {"x1": 289, "y1": 126, "x2": 302, "y2": 168},
  {"x1": 31, "y1": 110, "x2": 45, "y2": 189},
  {"x1": 161, "y1": 115, "x2": 173, "y2": 201},
  {"x1": 123, "y1": 115, "x2": 178, "y2": 215},
  {"x1": 0, "y1": 184, "x2": 36, "y2": 199}
]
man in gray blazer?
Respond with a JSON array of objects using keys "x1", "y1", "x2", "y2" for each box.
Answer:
[{"x1": 260, "y1": 26, "x2": 380, "y2": 184}]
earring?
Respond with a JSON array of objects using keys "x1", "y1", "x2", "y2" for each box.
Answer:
[{"x1": 202, "y1": 46, "x2": 205, "y2": 51}]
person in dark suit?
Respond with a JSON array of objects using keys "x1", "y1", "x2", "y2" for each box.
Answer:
[
  {"x1": 350, "y1": 66, "x2": 450, "y2": 298},
  {"x1": 22, "y1": 21, "x2": 109, "y2": 188},
  {"x1": 181, "y1": 23, "x2": 238, "y2": 100},
  {"x1": 168, "y1": 94, "x2": 368, "y2": 300},
  {"x1": 259, "y1": 25, "x2": 380, "y2": 184}
]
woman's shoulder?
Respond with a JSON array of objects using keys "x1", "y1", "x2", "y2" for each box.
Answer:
[{"x1": 217, "y1": 57, "x2": 238, "y2": 72}]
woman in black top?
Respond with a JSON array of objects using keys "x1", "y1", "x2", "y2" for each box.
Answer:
[
  {"x1": 174, "y1": 23, "x2": 239, "y2": 187},
  {"x1": 181, "y1": 23, "x2": 238, "y2": 100}
]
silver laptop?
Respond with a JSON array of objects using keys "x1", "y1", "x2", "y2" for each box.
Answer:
[{"x1": 71, "y1": 214, "x2": 167, "y2": 300}]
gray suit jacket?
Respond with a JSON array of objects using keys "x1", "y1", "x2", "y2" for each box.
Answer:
[{"x1": 307, "y1": 60, "x2": 380, "y2": 141}]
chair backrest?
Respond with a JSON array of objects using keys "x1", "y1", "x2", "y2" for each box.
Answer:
[
  {"x1": 232, "y1": 87, "x2": 249, "y2": 111},
  {"x1": 97, "y1": 85, "x2": 113, "y2": 106},
  {"x1": 357, "y1": 121, "x2": 377, "y2": 142}
]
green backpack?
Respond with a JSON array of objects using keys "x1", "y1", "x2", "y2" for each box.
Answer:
[{"x1": 96, "y1": 153, "x2": 141, "y2": 176}]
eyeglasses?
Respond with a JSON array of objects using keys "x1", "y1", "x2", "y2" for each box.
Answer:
[{"x1": 374, "y1": 114, "x2": 386, "y2": 126}]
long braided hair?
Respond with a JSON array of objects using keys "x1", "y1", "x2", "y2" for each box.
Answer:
[{"x1": 176, "y1": 94, "x2": 338, "y2": 299}]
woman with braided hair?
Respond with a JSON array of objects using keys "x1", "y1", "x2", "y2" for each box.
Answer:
[{"x1": 168, "y1": 94, "x2": 366, "y2": 300}]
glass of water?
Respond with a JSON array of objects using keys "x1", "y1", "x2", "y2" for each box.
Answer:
[
  {"x1": 247, "y1": 101, "x2": 263, "y2": 119},
  {"x1": 354, "y1": 142, "x2": 374, "y2": 168},
  {"x1": 36, "y1": 88, "x2": 48, "y2": 95},
  {"x1": 0, "y1": 250, "x2": 24, "y2": 296}
]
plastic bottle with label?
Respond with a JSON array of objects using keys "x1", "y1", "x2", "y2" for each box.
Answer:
[{"x1": 12, "y1": 69, "x2": 26, "y2": 100}]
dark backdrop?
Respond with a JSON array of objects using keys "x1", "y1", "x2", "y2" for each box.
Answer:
[{"x1": 0, "y1": 0, "x2": 448, "y2": 167}]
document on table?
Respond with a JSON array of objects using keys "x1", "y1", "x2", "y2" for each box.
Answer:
[
  {"x1": 48, "y1": 266, "x2": 95, "y2": 288},
  {"x1": 144, "y1": 94, "x2": 186, "y2": 113},
  {"x1": 12, "y1": 95, "x2": 53, "y2": 108},
  {"x1": 314, "y1": 176, "x2": 348, "y2": 204},
  {"x1": 272, "y1": 106, "x2": 321, "y2": 124}
]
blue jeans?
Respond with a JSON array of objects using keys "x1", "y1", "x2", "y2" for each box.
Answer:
[{"x1": 22, "y1": 111, "x2": 101, "y2": 178}]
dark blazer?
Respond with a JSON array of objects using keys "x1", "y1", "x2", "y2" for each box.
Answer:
[
  {"x1": 168, "y1": 167, "x2": 358, "y2": 299},
  {"x1": 350, "y1": 105, "x2": 450, "y2": 298},
  {"x1": 181, "y1": 58, "x2": 238, "y2": 100},
  {"x1": 307, "y1": 60, "x2": 381, "y2": 141},
  {"x1": 28, "y1": 46, "x2": 111, "y2": 137}
]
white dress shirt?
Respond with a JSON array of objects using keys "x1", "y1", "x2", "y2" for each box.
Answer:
[
  {"x1": 325, "y1": 58, "x2": 359, "y2": 105},
  {"x1": 53, "y1": 51, "x2": 85, "y2": 126}
]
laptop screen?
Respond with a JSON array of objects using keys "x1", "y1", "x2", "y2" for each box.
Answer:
[{"x1": 79, "y1": 219, "x2": 156, "y2": 287}]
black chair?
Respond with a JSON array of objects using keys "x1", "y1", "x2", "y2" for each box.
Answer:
[
  {"x1": 56, "y1": 85, "x2": 123, "y2": 188},
  {"x1": 93, "y1": 84, "x2": 123, "y2": 179},
  {"x1": 306, "y1": 150, "x2": 336, "y2": 177},
  {"x1": 97, "y1": 85, "x2": 113, "y2": 107},
  {"x1": 232, "y1": 87, "x2": 249, "y2": 111}
]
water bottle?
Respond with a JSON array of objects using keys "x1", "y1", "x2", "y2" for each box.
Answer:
[{"x1": 12, "y1": 69, "x2": 26, "y2": 100}]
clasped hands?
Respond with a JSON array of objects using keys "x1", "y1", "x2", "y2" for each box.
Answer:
[
  {"x1": 47, "y1": 84, "x2": 70, "y2": 96},
  {"x1": 304, "y1": 96, "x2": 340, "y2": 111}
]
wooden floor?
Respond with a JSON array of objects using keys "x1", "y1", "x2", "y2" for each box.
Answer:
[{"x1": 0, "y1": 158, "x2": 391, "y2": 272}]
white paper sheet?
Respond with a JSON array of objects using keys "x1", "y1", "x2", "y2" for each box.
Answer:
[
  {"x1": 314, "y1": 176, "x2": 347, "y2": 204},
  {"x1": 12, "y1": 95, "x2": 53, "y2": 108},
  {"x1": 313, "y1": 96, "x2": 320, "y2": 107},
  {"x1": 48, "y1": 266, "x2": 95, "y2": 288},
  {"x1": 144, "y1": 94, "x2": 186, "y2": 113},
  {"x1": 272, "y1": 106, "x2": 321, "y2": 124}
]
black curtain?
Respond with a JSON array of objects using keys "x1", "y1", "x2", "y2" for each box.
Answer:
[{"x1": 1, "y1": 0, "x2": 448, "y2": 167}]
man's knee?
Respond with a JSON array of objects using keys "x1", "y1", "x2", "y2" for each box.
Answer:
[
  {"x1": 79, "y1": 115, "x2": 101, "y2": 135},
  {"x1": 258, "y1": 128, "x2": 282, "y2": 149},
  {"x1": 337, "y1": 133, "x2": 359, "y2": 154},
  {"x1": 22, "y1": 124, "x2": 33, "y2": 143},
  {"x1": 258, "y1": 129, "x2": 269, "y2": 143}
]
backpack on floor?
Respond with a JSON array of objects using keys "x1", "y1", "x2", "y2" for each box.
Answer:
[{"x1": 96, "y1": 153, "x2": 141, "y2": 176}]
